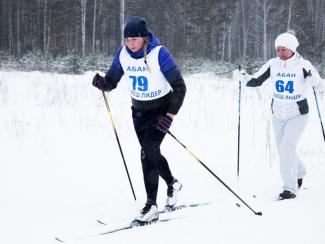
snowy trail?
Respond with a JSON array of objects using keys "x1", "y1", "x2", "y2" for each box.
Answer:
[{"x1": 0, "y1": 71, "x2": 324, "y2": 244}]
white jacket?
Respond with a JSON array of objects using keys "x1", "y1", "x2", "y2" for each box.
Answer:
[{"x1": 247, "y1": 53, "x2": 324, "y2": 120}]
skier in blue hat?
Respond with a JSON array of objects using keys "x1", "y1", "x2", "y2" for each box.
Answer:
[{"x1": 93, "y1": 16, "x2": 186, "y2": 223}]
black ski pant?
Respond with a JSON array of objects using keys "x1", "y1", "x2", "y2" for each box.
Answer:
[{"x1": 132, "y1": 105, "x2": 174, "y2": 205}]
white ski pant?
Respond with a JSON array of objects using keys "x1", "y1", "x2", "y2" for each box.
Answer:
[{"x1": 272, "y1": 114, "x2": 308, "y2": 194}]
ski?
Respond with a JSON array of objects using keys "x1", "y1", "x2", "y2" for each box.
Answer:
[
  {"x1": 160, "y1": 201, "x2": 210, "y2": 213},
  {"x1": 54, "y1": 202, "x2": 210, "y2": 242},
  {"x1": 96, "y1": 201, "x2": 210, "y2": 225},
  {"x1": 54, "y1": 216, "x2": 180, "y2": 243},
  {"x1": 104, "y1": 216, "x2": 180, "y2": 234}
]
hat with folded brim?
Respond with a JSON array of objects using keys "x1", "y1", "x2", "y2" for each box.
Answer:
[
  {"x1": 275, "y1": 32, "x2": 299, "y2": 52},
  {"x1": 124, "y1": 16, "x2": 149, "y2": 38}
]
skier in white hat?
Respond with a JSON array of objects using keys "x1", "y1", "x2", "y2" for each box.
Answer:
[{"x1": 233, "y1": 30, "x2": 325, "y2": 200}]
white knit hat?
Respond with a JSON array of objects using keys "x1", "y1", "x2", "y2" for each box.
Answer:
[{"x1": 274, "y1": 32, "x2": 299, "y2": 52}]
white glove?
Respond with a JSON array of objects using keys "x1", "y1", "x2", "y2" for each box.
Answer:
[
  {"x1": 232, "y1": 69, "x2": 252, "y2": 83},
  {"x1": 314, "y1": 79, "x2": 325, "y2": 94},
  {"x1": 305, "y1": 71, "x2": 319, "y2": 87}
]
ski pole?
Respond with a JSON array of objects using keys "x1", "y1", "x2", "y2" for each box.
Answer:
[
  {"x1": 102, "y1": 91, "x2": 137, "y2": 201},
  {"x1": 237, "y1": 65, "x2": 242, "y2": 179},
  {"x1": 167, "y1": 131, "x2": 262, "y2": 216},
  {"x1": 313, "y1": 87, "x2": 325, "y2": 142}
]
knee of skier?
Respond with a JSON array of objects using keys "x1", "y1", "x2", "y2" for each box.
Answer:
[
  {"x1": 142, "y1": 144, "x2": 160, "y2": 162},
  {"x1": 279, "y1": 140, "x2": 296, "y2": 154}
]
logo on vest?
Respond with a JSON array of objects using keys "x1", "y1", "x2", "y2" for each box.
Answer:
[
  {"x1": 131, "y1": 89, "x2": 162, "y2": 99},
  {"x1": 127, "y1": 66, "x2": 147, "y2": 72},
  {"x1": 273, "y1": 93, "x2": 301, "y2": 100},
  {"x1": 276, "y1": 72, "x2": 296, "y2": 78}
]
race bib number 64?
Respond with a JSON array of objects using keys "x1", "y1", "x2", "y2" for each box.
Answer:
[{"x1": 275, "y1": 80, "x2": 294, "y2": 93}]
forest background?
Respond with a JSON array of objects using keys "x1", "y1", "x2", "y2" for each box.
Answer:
[{"x1": 0, "y1": 0, "x2": 324, "y2": 75}]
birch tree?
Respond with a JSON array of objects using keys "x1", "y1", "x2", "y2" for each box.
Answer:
[
  {"x1": 120, "y1": 0, "x2": 124, "y2": 46},
  {"x1": 250, "y1": 0, "x2": 273, "y2": 61},
  {"x1": 8, "y1": 0, "x2": 13, "y2": 55},
  {"x1": 287, "y1": 0, "x2": 293, "y2": 30},
  {"x1": 92, "y1": 0, "x2": 97, "y2": 54},
  {"x1": 241, "y1": 0, "x2": 248, "y2": 62},
  {"x1": 43, "y1": 0, "x2": 49, "y2": 56},
  {"x1": 80, "y1": 0, "x2": 87, "y2": 57}
]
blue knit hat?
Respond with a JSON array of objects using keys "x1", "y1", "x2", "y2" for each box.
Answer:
[{"x1": 123, "y1": 16, "x2": 149, "y2": 38}]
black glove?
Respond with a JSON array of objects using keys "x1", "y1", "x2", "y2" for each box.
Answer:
[
  {"x1": 156, "y1": 115, "x2": 173, "y2": 133},
  {"x1": 92, "y1": 73, "x2": 107, "y2": 90}
]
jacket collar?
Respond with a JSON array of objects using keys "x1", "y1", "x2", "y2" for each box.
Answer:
[{"x1": 277, "y1": 52, "x2": 301, "y2": 67}]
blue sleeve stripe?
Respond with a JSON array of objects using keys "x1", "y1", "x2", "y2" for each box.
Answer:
[
  {"x1": 158, "y1": 47, "x2": 181, "y2": 83},
  {"x1": 158, "y1": 47, "x2": 177, "y2": 73},
  {"x1": 106, "y1": 47, "x2": 124, "y2": 82}
]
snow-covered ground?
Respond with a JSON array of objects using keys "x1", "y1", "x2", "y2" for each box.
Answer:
[{"x1": 0, "y1": 71, "x2": 324, "y2": 244}]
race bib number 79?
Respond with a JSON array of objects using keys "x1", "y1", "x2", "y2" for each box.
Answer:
[{"x1": 129, "y1": 75, "x2": 148, "y2": 91}]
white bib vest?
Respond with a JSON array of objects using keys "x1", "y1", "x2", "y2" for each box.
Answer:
[
  {"x1": 270, "y1": 62, "x2": 307, "y2": 103},
  {"x1": 268, "y1": 55, "x2": 309, "y2": 120},
  {"x1": 252, "y1": 54, "x2": 313, "y2": 120},
  {"x1": 119, "y1": 46, "x2": 171, "y2": 101}
]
